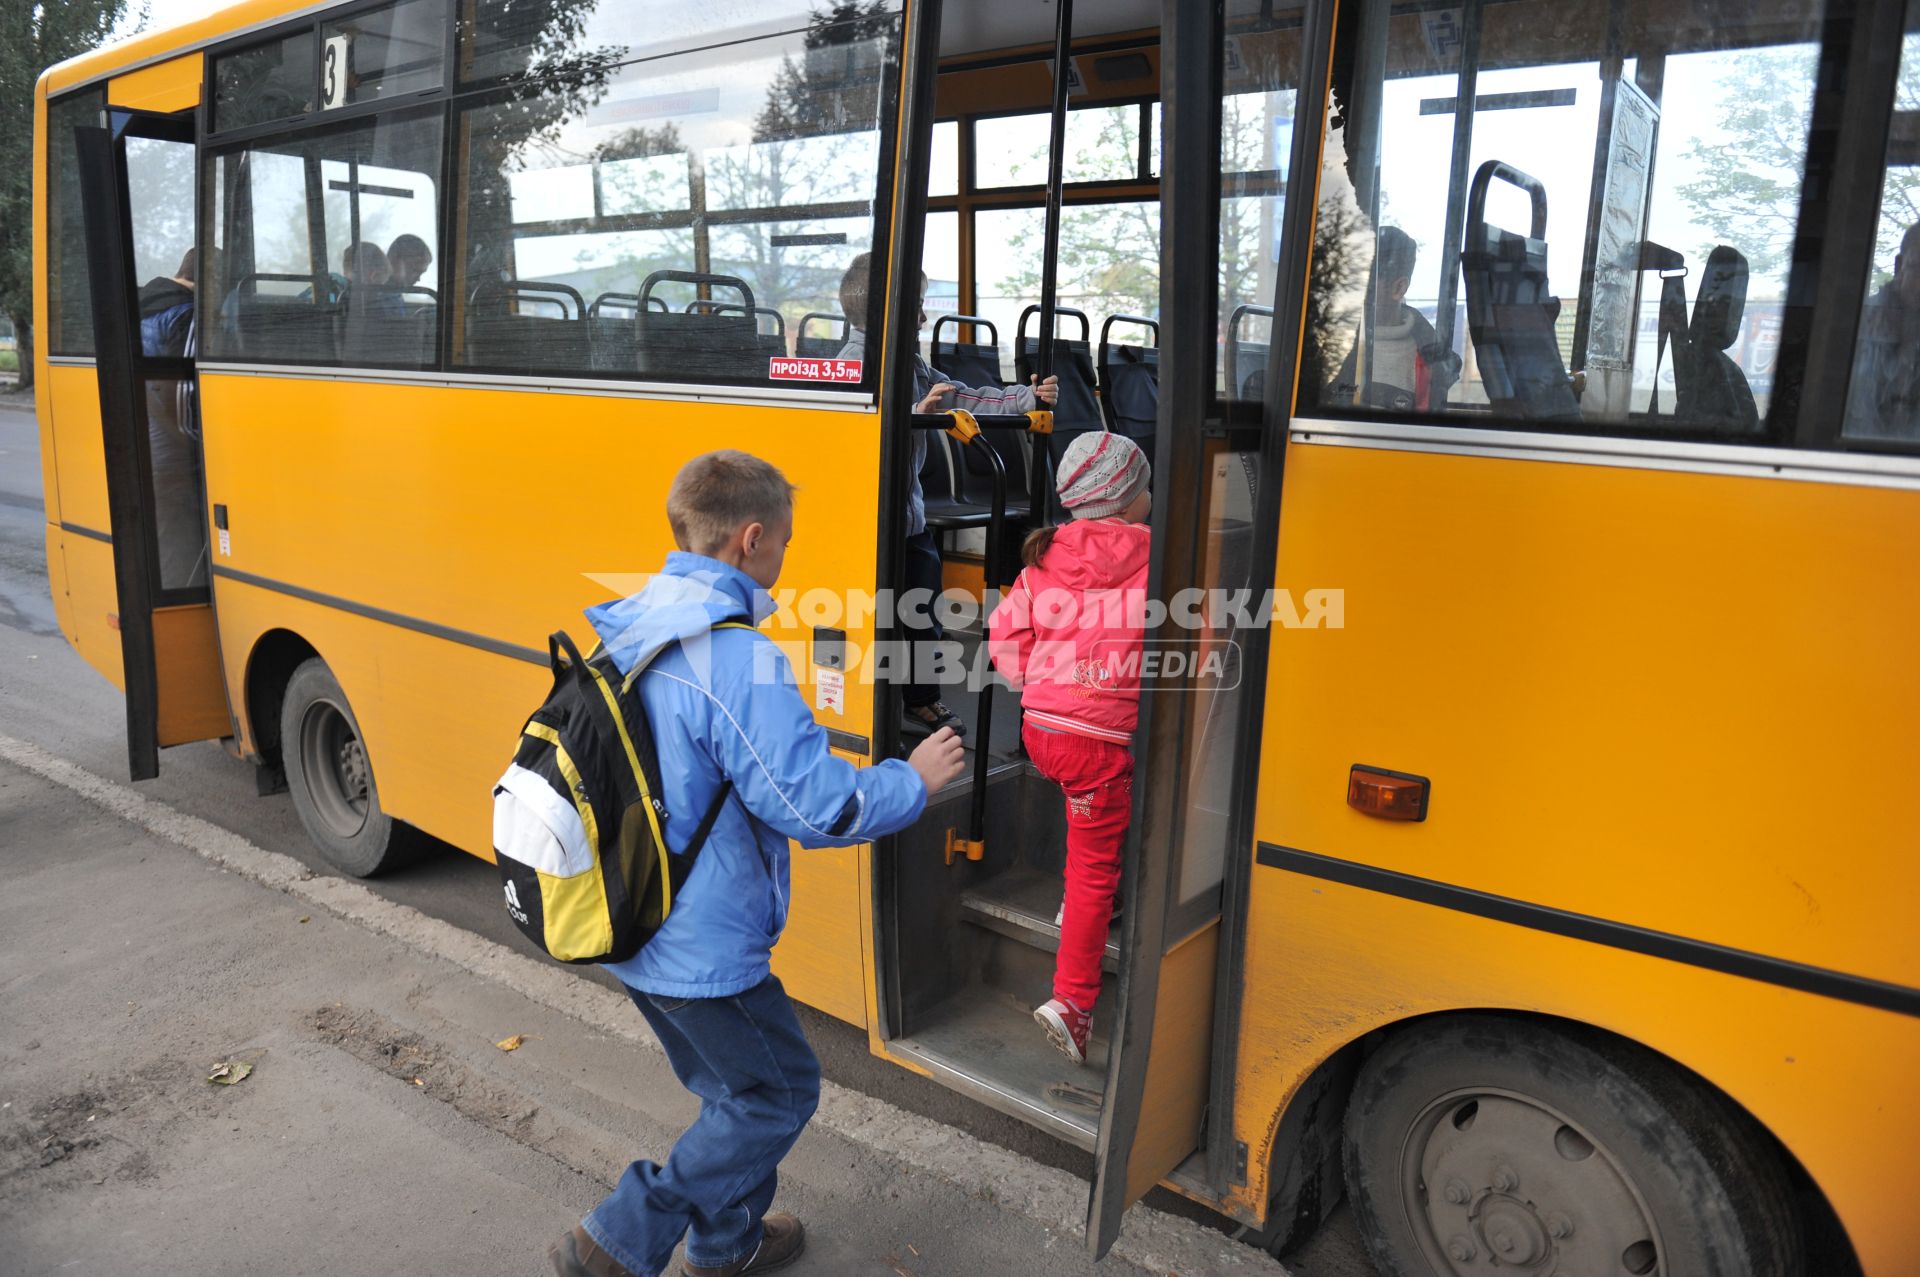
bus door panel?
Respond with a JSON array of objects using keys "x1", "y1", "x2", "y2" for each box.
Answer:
[{"x1": 76, "y1": 108, "x2": 231, "y2": 780}]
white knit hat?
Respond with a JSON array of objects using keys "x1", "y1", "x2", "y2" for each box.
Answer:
[{"x1": 1055, "y1": 432, "x2": 1150, "y2": 519}]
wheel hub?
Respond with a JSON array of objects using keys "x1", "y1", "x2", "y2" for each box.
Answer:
[
  {"x1": 1405, "y1": 1089, "x2": 1663, "y2": 1276},
  {"x1": 1471, "y1": 1193, "x2": 1551, "y2": 1266}
]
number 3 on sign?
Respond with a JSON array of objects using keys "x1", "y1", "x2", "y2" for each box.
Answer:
[{"x1": 323, "y1": 36, "x2": 350, "y2": 110}]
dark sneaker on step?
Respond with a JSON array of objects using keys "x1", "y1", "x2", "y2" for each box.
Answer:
[
  {"x1": 1035, "y1": 998, "x2": 1092, "y2": 1065},
  {"x1": 682, "y1": 1214, "x2": 807, "y2": 1277},
  {"x1": 550, "y1": 1225, "x2": 638, "y2": 1277},
  {"x1": 904, "y1": 701, "x2": 966, "y2": 738}
]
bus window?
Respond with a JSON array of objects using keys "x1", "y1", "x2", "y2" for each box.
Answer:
[
  {"x1": 929, "y1": 120, "x2": 960, "y2": 199},
  {"x1": 975, "y1": 104, "x2": 1147, "y2": 188},
  {"x1": 204, "y1": 109, "x2": 443, "y2": 369},
  {"x1": 212, "y1": 29, "x2": 317, "y2": 133},
  {"x1": 1843, "y1": 3, "x2": 1920, "y2": 446},
  {"x1": 450, "y1": 7, "x2": 901, "y2": 384},
  {"x1": 1219, "y1": 18, "x2": 1297, "y2": 402},
  {"x1": 320, "y1": 0, "x2": 448, "y2": 108},
  {"x1": 46, "y1": 90, "x2": 105, "y2": 357},
  {"x1": 1297, "y1": 0, "x2": 1823, "y2": 439}
]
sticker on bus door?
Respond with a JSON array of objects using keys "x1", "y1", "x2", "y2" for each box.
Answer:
[{"x1": 769, "y1": 356, "x2": 862, "y2": 384}]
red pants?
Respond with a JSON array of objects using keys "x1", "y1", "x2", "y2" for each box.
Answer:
[{"x1": 1022, "y1": 722, "x2": 1132, "y2": 1011}]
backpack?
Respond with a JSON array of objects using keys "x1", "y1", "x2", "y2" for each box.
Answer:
[{"x1": 491, "y1": 625, "x2": 746, "y2": 964}]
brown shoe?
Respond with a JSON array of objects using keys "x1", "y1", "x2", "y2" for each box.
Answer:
[
  {"x1": 550, "y1": 1224, "x2": 639, "y2": 1277},
  {"x1": 681, "y1": 1213, "x2": 806, "y2": 1277}
]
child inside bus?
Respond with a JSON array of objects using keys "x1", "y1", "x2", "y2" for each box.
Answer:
[
  {"x1": 986, "y1": 432, "x2": 1152, "y2": 1064},
  {"x1": 835, "y1": 252, "x2": 1060, "y2": 740},
  {"x1": 1328, "y1": 225, "x2": 1461, "y2": 412},
  {"x1": 549, "y1": 451, "x2": 966, "y2": 1277}
]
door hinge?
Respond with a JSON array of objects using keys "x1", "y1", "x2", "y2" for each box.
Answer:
[{"x1": 1233, "y1": 1140, "x2": 1249, "y2": 1185}]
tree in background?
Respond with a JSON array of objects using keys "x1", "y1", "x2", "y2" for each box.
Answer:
[
  {"x1": 0, "y1": 0, "x2": 139, "y2": 390},
  {"x1": 1677, "y1": 42, "x2": 1920, "y2": 287}
]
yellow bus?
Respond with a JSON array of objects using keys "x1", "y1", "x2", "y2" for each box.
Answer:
[{"x1": 34, "y1": 0, "x2": 1920, "y2": 1271}]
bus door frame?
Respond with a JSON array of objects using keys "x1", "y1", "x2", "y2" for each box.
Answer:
[{"x1": 76, "y1": 108, "x2": 233, "y2": 781}]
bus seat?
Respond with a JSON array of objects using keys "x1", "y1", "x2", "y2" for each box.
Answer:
[
  {"x1": 1099, "y1": 314, "x2": 1159, "y2": 459},
  {"x1": 687, "y1": 300, "x2": 787, "y2": 360},
  {"x1": 796, "y1": 312, "x2": 850, "y2": 358},
  {"x1": 952, "y1": 416, "x2": 1034, "y2": 521},
  {"x1": 465, "y1": 279, "x2": 590, "y2": 372},
  {"x1": 920, "y1": 432, "x2": 993, "y2": 531},
  {"x1": 1678, "y1": 246, "x2": 1760, "y2": 432},
  {"x1": 1015, "y1": 305, "x2": 1105, "y2": 512},
  {"x1": 226, "y1": 274, "x2": 342, "y2": 362},
  {"x1": 1226, "y1": 304, "x2": 1273, "y2": 402},
  {"x1": 586, "y1": 293, "x2": 664, "y2": 372},
  {"x1": 931, "y1": 314, "x2": 1006, "y2": 388},
  {"x1": 634, "y1": 271, "x2": 764, "y2": 382},
  {"x1": 1460, "y1": 160, "x2": 1581, "y2": 423}
]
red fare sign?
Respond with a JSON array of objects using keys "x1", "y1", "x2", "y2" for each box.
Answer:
[{"x1": 768, "y1": 356, "x2": 863, "y2": 383}]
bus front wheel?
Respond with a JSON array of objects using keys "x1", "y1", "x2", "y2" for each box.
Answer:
[
  {"x1": 1343, "y1": 1014, "x2": 1801, "y2": 1277},
  {"x1": 281, "y1": 658, "x2": 418, "y2": 877}
]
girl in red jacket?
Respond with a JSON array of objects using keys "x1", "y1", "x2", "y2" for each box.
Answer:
[{"x1": 987, "y1": 432, "x2": 1151, "y2": 1064}]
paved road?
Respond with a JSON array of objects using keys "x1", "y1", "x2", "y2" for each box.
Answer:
[{"x1": 0, "y1": 389, "x2": 1377, "y2": 1276}]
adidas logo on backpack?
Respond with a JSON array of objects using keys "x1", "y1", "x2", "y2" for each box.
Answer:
[{"x1": 491, "y1": 626, "x2": 746, "y2": 964}]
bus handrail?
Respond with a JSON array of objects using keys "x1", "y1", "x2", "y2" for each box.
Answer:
[
  {"x1": 1468, "y1": 159, "x2": 1548, "y2": 242},
  {"x1": 588, "y1": 292, "x2": 669, "y2": 317},
  {"x1": 909, "y1": 409, "x2": 1029, "y2": 860},
  {"x1": 798, "y1": 311, "x2": 848, "y2": 343},
  {"x1": 931, "y1": 313, "x2": 1001, "y2": 351},
  {"x1": 1015, "y1": 304, "x2": 1090, "y2": 348},
  {"x1": 683, "y1": 300, "x2": 787, "y2": 336},
  {"x1": 1098, "y1": 313, "x2": 1159, "y2": 356},
  {"x1": 639, "y1": 269, "x2": 756, "y2": 314}
]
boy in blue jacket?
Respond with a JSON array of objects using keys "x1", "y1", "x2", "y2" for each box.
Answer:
[{"x1": 550, "y1": 451, "x2": 965, "y2": 1277}]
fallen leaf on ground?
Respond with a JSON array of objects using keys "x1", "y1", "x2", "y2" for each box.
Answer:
[
  {"x1": 411, "y1": 1077, "x2": 424, "y2": 1086},
  {"x1": 298, "y1": 916, "x2": 310, "y2": 924},
  {"x1": 207, "y1": 1061, "x2": 252, "y2": 1085},
  {"x1": 495, "y1": 1034, "x2": 526, "y2": 1052}
]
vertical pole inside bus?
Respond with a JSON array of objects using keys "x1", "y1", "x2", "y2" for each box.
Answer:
[{"x1": 1032, "y1": 0, "x2": 1075, "y2": 519}]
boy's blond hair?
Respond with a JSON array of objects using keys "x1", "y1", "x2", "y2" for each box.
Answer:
[{"x1": 667, "y1": 451, "x2": 797, "y2": 556}]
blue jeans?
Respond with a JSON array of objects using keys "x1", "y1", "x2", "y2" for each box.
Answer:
[{"x1": 584, "y1": 976, "x2": 821, "y2": 1276}]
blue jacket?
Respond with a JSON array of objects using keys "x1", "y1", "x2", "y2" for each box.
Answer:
[{"x1": 586, "y1": 552, "x2": 927, "y2": 997}]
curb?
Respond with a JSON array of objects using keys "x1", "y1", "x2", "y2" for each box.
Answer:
[{"x1": 0, "y1": 732, "x2": 1286, "y2": 1276}]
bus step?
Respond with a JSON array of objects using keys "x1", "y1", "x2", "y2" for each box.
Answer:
[{"x1": 959, "y1": 865, "x2": 1120, "y2": 974}]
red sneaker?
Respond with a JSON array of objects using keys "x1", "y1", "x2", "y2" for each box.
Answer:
[{"x1": 1034, "y1": 998, "x2": 1091, "y2": 1065}]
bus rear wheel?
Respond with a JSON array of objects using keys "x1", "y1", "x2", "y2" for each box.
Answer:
[
  {"x1": 1343, "y1": 1014, "x2": 1801, "y2": 1277},
  {"x1": 281, "y1": 657, "x2": 418, "y2": 877}
]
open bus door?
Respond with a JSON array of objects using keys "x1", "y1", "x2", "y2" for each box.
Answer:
[{"x1": 75, "y1": 110, "x2": 231, "y2": 781}]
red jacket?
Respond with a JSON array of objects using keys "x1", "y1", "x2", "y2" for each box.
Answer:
[{"x1": 987, "y1": 518, "x2": 1152, "y2": 745}]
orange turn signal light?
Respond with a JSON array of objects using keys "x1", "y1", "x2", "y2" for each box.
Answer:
[{"x1": 1347, "y1": 765, "x2": 1429, "y2": 822}]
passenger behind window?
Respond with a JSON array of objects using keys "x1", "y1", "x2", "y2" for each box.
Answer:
[
  {"x1": 1845, "y1": 223, "x2": 1920, "y2": 442},
  {"x1": 137, "y1": 246, "x2": 216, "y2": 589},
  {"x1": 342, "y1": 241, "x2": 407, "y2": 320},
  {"x1": 386, "y1": 233, "x2": 433, "y2": 292},
  {"x1": 138, "y1": 246, "x2": 206, "y2": 358},
  {"x1": 836, "y1": 251, "x2": 1058, "y2": 742},
  {"x1": 1327, "y1": 227, "x2": 1460, "y2": 413}
]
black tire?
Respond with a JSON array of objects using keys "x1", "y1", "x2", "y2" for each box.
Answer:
[
  {"x1": 1344, "y1": 1014, "x2": 1801, "y2": 1277},
  {"x1": 281, "y1": 657, "x2": 419, "y2": 877}
]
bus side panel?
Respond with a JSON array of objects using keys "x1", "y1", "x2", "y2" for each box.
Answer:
[
  {"x1": 1257, "y1": 441, "x2": 1918, "y2": 983},
  {"x1": 1229, "y1": 871, "x2": 1920, "y2": 1275},
  {"x1": 42, "y1": 368, "x2": 120, "y2": 687},
  {"x1": 198, "y1": 374, "x2": 880, "y2": 1027},
  {"x1": 1237, "y1": 440, "x2": 1920, "y2": 1270}
]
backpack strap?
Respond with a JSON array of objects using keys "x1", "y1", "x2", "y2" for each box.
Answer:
[{"x1": 672, "y1": 619, "x2": 758, "y2": 870}]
